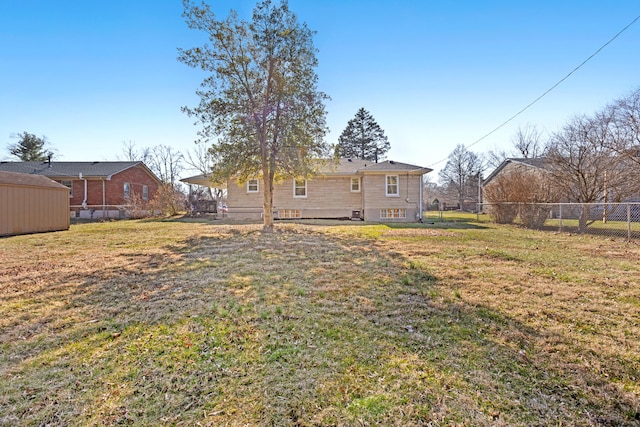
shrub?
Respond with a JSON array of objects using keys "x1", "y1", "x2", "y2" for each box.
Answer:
[{"x1": 484, "y1": 164, "x2": 559, "y2": 227}]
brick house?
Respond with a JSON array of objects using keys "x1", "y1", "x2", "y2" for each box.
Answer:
[
  {"x1": 0, "y1": 161, "x2": 162, "y2": 218},
  {"x1": 182, "y1": 158, "x2": 432, "y2": 222}
]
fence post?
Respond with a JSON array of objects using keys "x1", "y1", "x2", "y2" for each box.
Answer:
[
  {"x1": 628, "y1": 203, "x2": 632, "y2": 240},
  {"x1": 559, "y1": 204, "x2": 563, "y2": 233}
]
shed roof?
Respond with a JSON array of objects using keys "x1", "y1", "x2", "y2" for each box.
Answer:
[{"x1": 0, "y1": 171, "x2": 69, "y2": 189}]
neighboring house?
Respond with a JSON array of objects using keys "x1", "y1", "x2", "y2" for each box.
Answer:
[
  {"x1": 483, "y1": 157, "x2": 549, "y2": 188},
  {"x1": 0, "y1": 161, "x2": 161, "y2": 218},
  {"x1": 182, "y1": 158, "x2": 431, "y2": 222},
  {"x1": 0, "y1": 171, "x2": 70, "y2": 236}
]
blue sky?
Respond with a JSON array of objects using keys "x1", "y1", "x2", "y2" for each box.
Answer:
[{"x1": 1, "y1": 1, "x2": 639, "y2": 178}]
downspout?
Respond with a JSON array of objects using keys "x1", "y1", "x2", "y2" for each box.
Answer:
[
  {"x1": 101, "y1": 178, "x2": 106, "y2": 218},
  {"x1": 80, "y1": 173, "x2": 88, "y2": 209},
  {"x1": 419, "y1": 173, "x2": 423, "y2": 221}
]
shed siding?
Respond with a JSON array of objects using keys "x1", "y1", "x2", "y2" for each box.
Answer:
[{"x1": 0, "y1": 183, "x2": 70, "y2": 236}]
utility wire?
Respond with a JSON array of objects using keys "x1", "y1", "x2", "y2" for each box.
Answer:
[{"x1": 428, "y1": 13, "x2": 640, "y2": 169}]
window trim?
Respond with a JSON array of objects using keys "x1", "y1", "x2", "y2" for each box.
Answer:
[
  {"x1": 142, "y1": 185, "x2": 149, "y2": 201},
  {"x1": 385, "y1": 175, "x2": 399, "y2": 197},
  {"x1": 350, "y1": 177, "x2": 361, "y2": 193},
  {"x1": 247, "y1": 179, "x2": 259, "y2": 193},
  {"x1": 293, "y1": 179, "x2": 307, "y2": 198},
  {"x1": 124, "y1": 182, "x2": 131, "y2": 199}
]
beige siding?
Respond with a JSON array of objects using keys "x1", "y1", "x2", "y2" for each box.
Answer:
[
  {"x1": 227, "y1": 176, "x2": 363, "y2": 219},
  {"x1": 1, "y1": 183, "x2": 70, "y2": 236},
  {"x1": 226, "y1": 172, "x2": 423, "y2": 222},
  {"x1": 226, "y1": 179, "x2": 265, "y2": 219},
  {"x1": 274, "y1": 177, "x2": 362, "y2": 218},
  {"x1": 362, "y1": 173, "x2": 422, "y2": 222}
]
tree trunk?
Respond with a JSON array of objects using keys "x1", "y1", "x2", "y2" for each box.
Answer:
[
  {"x1": 578, "y1": 205, "x2": 589, "y2": 233},
  {"x1": 262, "y1": 175, "x2": 274, "y2": 233}
]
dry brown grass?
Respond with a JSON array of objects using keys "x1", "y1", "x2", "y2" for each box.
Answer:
[{"x1": 1, "y1": 218, "x2": 639, "y2": 426}]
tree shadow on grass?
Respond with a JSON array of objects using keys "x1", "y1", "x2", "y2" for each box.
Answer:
[{"x1": 1, "y1": 224, "x2": 638, "y2": 426}]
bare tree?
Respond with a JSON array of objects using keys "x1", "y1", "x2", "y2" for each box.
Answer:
[
  {"x1": 544, "y1": 113, "x2": 638, "y2": 231},
  {"x1": 485, "y1": 125, "x2": 545, "y2": 171},
  {"x1": 606, "y1": 88, "x2": 640, "y2": 164},
  {"x1": 512, "y1": 124, "x2": 543, "y2": 159},
  {"x1": 120, "y1": 140, "x2": 152, "y2": 164},
  {"x1": 143, "y1": 145, "x2": 183, "y2": 186},
  {"x1": 184, "y1": 142, "x2": 225, "y2": 203},
  {"x1": 438, "y1": 144, "x2": 483, "y2": 210},
  {"x1": 485, "y1": 146, "x2": 510, "y2": 171}
]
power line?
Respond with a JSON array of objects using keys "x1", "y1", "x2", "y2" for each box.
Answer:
[{"x1": 428, "y1": 13, "x2": 640, "y2": 169}]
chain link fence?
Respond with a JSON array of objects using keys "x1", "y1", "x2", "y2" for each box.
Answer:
[{"x1": 479, "y1": 202, "x2": 640, "y2": 240}]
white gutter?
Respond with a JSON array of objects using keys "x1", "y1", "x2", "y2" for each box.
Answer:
[
  {"x1": 102, "y1": 178, "x2": 106, "y2": 216},
  {"x1": 419, "y1": 173, "x2": 423, "y2": 221},
  {"x1": 80, "y1": 173, "x2": 88, "y2": 209}
]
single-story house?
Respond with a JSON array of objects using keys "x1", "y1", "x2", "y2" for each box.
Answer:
[
  {"x1": 0, "y1": 161, "x2": 162, "y2": 218},
  {"x1": 183, "y1": 158, "x2": 432, "y2": 222},
  {"x1": 483, "y1": 157, "x2": 549, "y2": 188},
  {"x1": 0, "y1": 171, "x2": 70, "y2": 236}
]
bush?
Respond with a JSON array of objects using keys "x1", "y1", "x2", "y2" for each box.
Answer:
[
  {"x1": 490, "y1": 204, "x2": 519, "y2": 224},
  {"x1": 151, "y1": 184, "x2": 188, "y2": 216},
  {"x1": 519, "y1": 204, "x2": 550, "y2": 229},
  {"x1": 484, "y1": 164, "x2": 559, "y2": 228}
]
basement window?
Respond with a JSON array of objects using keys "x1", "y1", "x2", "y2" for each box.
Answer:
[
  {"x1": 380, "y1": 208, "x2": 406, "y2": 219},
  {"x1": 279, "y1": 209, "x2": 302, "y2": 219}
]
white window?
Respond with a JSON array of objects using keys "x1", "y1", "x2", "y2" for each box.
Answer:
[
  {"x1": 60, "y1": 180, "x2": 73, "y2": 197},
  {"x1": 380, "y1": 208, "x2": 406, "y2": 219},
  {"x1": 247, "y1": 179, "x2": 259, "y2": 193},
  {"x1": 294, "y1": 179, "x2": 307, "y2": 198},
  {"x1": 124, "y1": 182, "x2": 131, "y2": 199},
  {"x1": 142, "y1": 185, "x2": 149, "y2": 201},
  {"x1": 350, "y1": 177, "x2": 360, "y2": 192},
  {"x1": 386, "y1": 175, "x2": 399, "y2": 196}
]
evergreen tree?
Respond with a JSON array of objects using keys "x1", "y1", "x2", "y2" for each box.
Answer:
[
  {"x1": 8, "y1": 132, "x2": 53, "y2": 161},
  {"x1": 336, "y1": 108, "x2": 390, "y2": 161}
]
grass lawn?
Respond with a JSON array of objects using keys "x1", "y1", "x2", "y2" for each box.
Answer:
[{"x1": 1, "y1": 217, "x2": 639, "y2": 426}]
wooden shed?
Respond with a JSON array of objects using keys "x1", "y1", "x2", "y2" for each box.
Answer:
[{"x1": 0, "y1": 171, "x2": 70, "y2": 237}]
